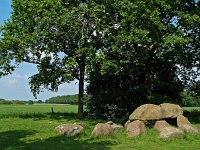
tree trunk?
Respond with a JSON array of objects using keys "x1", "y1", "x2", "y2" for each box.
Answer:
[{"x1": 78, "y1": 62, "x2": 85, "y2": 119}]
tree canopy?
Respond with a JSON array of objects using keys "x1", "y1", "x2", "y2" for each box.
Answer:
[
  {"x1": 0, "y1": 0, "x2": 200, "y2": 120},
  {"x1": 0, "y1": 0, "x2": 99, "y2": 118}
]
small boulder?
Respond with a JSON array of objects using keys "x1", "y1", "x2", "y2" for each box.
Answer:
[
  {"x1": 160, "y1": 127, "x2": 184, "y2": 140},
  {"x1": 91, "y1": 123, "x2": 114, "y2": 137},
  {"x1": 177, "y1": 115, "x2": 199, "y2": 133},
  {"x1": 126, "y1": 120, "x2": 147, "y2": 137},
  {"x1": 55, "y1": 124, "x2": 84, "y2": 137},
  {"x1": 179, "y1": 124, "x2": 199, "y2": 133},
  {"x1": 177, "y1": 115, "x2": 192, "y2": 126},
  {"x1": 160, "y1": 103, "x2": 183, "y2": 118},
  {"x1": 154, "y1": 120, "x2": 171, "y2": 132},
  {"x1": 129, "y1": 104, "x2": 162, "y2": 121}
]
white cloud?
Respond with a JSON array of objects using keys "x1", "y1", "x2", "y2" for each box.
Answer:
[{"x1": 7, "y1": 79, "x2": 18, "y2": 85}]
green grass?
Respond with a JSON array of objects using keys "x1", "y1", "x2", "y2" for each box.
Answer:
[
  {"x1": 0, "y1": 105, "x2": 200, "y2": 150},
  {"x1": 0, "y1": 104, "x2": 77, "y2": 118}
]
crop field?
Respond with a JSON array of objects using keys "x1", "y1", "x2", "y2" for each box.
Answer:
[{"x1": 0, "y1": 104, "x2": 200, "y2": 150}]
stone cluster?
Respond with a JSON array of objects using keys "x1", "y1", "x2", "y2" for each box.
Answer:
[
  {"x1": 54, "y1": 103, "x2": 199, "y2": 139},
  {"x1": 125, "y1": 103, "x2": 199, "y2": 139}
]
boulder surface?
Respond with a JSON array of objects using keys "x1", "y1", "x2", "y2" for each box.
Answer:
[
  {"x1": 92, "y1": 123, "x2": 114, "y2": 137},
  {"x1": 129, "y1": 104, "x2": 162, "y2": 121},
  {"x1": 160, "y1": 127, "x2": 184, "y2": 139},
  {"x1": 126, "y1": 120, "x2": 147, "y2": 136},
  {"x1": 160, "y1": 103, "x2": 183, "y2": 118},
  {"x1": 55, "y1": 124, "x2": 84, "y2": 137},
  {"x1": 154, "y1": 120, "x2": 171, "y2": 132}
]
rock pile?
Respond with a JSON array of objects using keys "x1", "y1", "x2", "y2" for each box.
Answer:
[
  {"x1": 54, "y1": 103, "x2": 199, "y2": 139},
  {"x1": 125, "y1": 103, "x2": 199, "y2": 139}
]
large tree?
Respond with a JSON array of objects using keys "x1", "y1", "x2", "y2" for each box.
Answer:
[
  {"x1": 0, "y1": 0, "x2": 99, "y2": 118},
  {"x1": 86, "y1": 0, "x2": 200, "y2": 120}
]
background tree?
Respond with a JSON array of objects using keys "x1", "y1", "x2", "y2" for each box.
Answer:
[{"x1": 0, "y1": 0, "x2": 98, "y2": 118}]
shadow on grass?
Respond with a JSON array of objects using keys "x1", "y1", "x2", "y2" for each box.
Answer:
[
  {"x1": 183, "y1": 110, "x2": 200, "y2": 124},
  {"x1": 0, "y1": 130, "x2": 113, "y2": 150}
]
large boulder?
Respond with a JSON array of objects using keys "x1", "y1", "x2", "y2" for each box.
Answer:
[
  {"x1": 91, "y1": 123, "x2": 114, "y2": 137},
  {"x1": 129, "y1": 104, "x2": 162, "y2": 121},
  {"x1": 126, "y1": 120, "x2": 147, "y2": 137},
  {"x1": 160, "y1": 103, "x2": 183, "y2": 118},
  {"x1": 160, "y1": 127, "x2": 184, "y2": 140},
  {"x1": 55, "y1": 124, "x2": 84, "y2": 137},
  {"x1": 154, "y1": 120, "x2": 171, "y2": 132},
  {"x1": 177, "y1": 115, "x2": 199, "y2": 133}
]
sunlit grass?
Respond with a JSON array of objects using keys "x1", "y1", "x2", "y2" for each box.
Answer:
[{"x1": 0, "y1": 105, "x2": 200, "y2": 150}]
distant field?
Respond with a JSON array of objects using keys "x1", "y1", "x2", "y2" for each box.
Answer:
[
  {"x1": 183, "y1": 107, "x2": 200, "y2": 111},
  {"x1": 0, "y1": 104, "x2": 77, "y2": 118},
  {"x1": 0, "y1": 105, "x2": 200, "y2": 150}
]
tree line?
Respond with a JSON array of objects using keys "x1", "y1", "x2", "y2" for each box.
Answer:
[{"x1": 45, "y1": 95, "x2": 78, "y2": 104}]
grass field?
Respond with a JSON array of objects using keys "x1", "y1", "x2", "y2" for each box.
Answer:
[{"x1": 0, "y1": 104, "x2": 200, "y2": 150}]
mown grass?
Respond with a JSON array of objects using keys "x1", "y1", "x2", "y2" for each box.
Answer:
[{"x1": 0, "y1": 105, "x2": 200, "y2": 150}]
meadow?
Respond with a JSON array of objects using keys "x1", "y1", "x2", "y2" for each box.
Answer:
[{"x1": 0, "y1": 104, "x2": 200, "y2": 150}]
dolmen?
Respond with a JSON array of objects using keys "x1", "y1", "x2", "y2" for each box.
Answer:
[
  {"x1": 54, "y1": 103, "x2": 199, "y2": 139},
  {"x1": 125, "y1": 103, "x2": 199, "y2": 139}
]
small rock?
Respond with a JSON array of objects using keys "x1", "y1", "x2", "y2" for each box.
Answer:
[
  {"x1": 126, "y1": 120, "x2": 147, "y2": 137},
  {"x1": 92, "y1": 123, "x2": 114, "y2": 137},
  {"x1": 154, "y1": 120, "x2": 171, "y2": 132},
  {"x1": 55, "y1": 124, "x2": 84, "y2": 137},
  {"x1": 160, "y1": 127, "x2": 184, "y2": 140}
]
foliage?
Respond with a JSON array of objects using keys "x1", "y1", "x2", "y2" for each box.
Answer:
[
  {"x1": 181, "y1": 91, "x2": 200, "y2": 107},
  {"x1": 28, "y1": 100, "x2": 34, "y2": 105},
  {"x1": 0, "y1": 0, "x2": 100, "y2": 118},
  {"x1": 1, "y1": 0, "x2": 200, "y2": 120},
  {"x1": 46, "y1": 95, "x2": 78, "y2": 105},
  {"x1": 86, "y1": 0, "x2": 200, "y2": 120}
]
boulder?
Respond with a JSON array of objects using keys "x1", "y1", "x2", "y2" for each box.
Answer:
[
  {"x1": 160, "y1": 127, "x2": 184, "y2": 140},
  {"x1": 129, "y1": 104, "x2": 162, "y2": 121},
  {"x1": 177, "y1": 115, "x2": 192, "y2": 126},
  {"x1": 179, "y1": 124, "x2": 199, "y2": 133},
  {"x1": 177, "y1": 115, "x2": 199, "y2": 133},
  {"x1": 124, "y1": 120, "x2": 131, "y2": 129},
  {"x1": 126, "y1": 120, "x2": 147, "y2": 137},
  {"x1": 91, "y1": 123, "x2": 114, "y2": 137},
  {"x1": 55, "y1": 124, "x2": 84, "y2": 137},
  {"x1": 160, "y1": 103, "x2": 183, "y2": 118},
  {"x1": 154, "y1": 120, "x2": 171, "y2": 132}
]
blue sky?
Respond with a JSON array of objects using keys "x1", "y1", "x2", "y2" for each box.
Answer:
[{"x1": 0, "y1": 0, "x2": 78, "y2": 101}]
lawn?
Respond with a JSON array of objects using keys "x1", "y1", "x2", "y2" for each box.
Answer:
[{"x1": 0, "y1": 104, "x2": 200, "y2": 150}]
